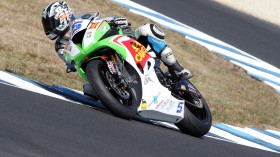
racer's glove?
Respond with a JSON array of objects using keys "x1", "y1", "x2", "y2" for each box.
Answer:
[
  {"x1": 66, "y1": 61, "x2": 76, "y2": 73},
  {"x1": 113, "y1": 17, "x2": 128, "y2": 27},
  {"x1": 106, "y1": 17, "x2": 129, "y2": 27}
]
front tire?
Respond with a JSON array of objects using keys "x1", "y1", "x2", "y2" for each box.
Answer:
[{"x1": 85, "y1": 59, "x2": 139, "y2": 119}]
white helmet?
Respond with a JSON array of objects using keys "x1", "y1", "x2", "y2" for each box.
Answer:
[{"x1": 41, "y1": 1, "x2": 74, "y2": 40}]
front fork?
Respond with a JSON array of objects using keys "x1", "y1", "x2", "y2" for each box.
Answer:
[{"x1": 100, "y1": 54, "x2": 128, "y2": 89}]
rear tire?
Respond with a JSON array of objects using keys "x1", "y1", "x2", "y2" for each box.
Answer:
[
  {"x1": 85, "y1": 59, "x2": 139, "y2": 119},
  {"x1": 174, "y1": 81, "x2": 212, "y2": 137}
]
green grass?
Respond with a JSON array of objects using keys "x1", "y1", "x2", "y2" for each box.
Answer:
[{"x1": 0, "y1": 0, "x2": 279, "y2": 130}]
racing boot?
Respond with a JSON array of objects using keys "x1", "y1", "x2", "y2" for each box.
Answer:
[
  {"x1": 160, "y1": 46, "x2": 194, "y2": 80},
  {"x1": 83, "y1": 83, "x2": 99, "y2": 100}
]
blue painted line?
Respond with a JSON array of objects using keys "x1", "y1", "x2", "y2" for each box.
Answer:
[
  {"x1": 251, "y1": 128, "x2": 280, "y2": 141},
  {"x1": 1, "y1": 72, "x2": 56, "y2": 91},
  {"x1": 211, "y1": 50, "x2": 280, "y2": 80},
  {"x1": 214, "y1": 123, "x2": 280, "y2": 152},
  {"x1": 211, "y1": 52, "x2": 280, "y2": 86},
  {"x1": 50, "y1": 85, "x2": 106, "y2": 109},
  {"x1": 0, "y1": 79, "x2": 17, "y2": 87},
  {"x1": 206, "y1": 132, "x2": 234, "y2": 142},
  {"x1": 246, "y1": 71, "x2": 280, "y2": 87},
  {"x1": 112, "y1": 0, "x2": 189, "y2": 29},
  {"x1": 3, "y1": 71, "x2": 51, "y2": 88}
]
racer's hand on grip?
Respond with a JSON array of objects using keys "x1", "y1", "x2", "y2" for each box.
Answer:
[
  {"x1": 106, "y1": 17, "x2": 129, "y2": 27},
  {"x1": 113, "y1": 17, "x2": 128, "y2": 27}
]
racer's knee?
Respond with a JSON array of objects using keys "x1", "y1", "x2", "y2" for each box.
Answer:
[
  {"x1": 135, "y1": 24, "x2": 167, "y2": 53},
  {"x1": 135, "y1": 23, "x2": 165, "y2": 39}
]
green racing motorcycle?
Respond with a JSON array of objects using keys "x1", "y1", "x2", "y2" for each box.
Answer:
[{"x1": 63, "y1": 17, "x2": 212, "y2": 137}]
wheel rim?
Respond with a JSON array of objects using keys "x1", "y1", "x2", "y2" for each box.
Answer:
[
  {"x1": 98, "y1": 63, "x2": 134, "y2": 108},
  {"x1": 176, "y1": 84, "x2": 209, "y2": 121},
  {"x1": 185, "y1": 96, "x2": 208, "y2": 121}
]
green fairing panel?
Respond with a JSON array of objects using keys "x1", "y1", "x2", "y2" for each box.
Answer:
[{"x1": 76, "y1": 37, "x2": 128, "y2": 81}]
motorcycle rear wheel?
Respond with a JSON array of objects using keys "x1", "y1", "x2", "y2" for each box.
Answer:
[
  {"x1": 174, "y1": 81, "x2": 212, "y2": 137},
  {"x1": 85, "y1": 59, "x2": 139, "y2": 119}
]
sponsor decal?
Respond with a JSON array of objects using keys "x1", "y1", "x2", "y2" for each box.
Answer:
[
  {"x1": 188, "y1": 88, "x2": 197, "y2": 94},
  {"x1": 187, "y1": 83, "x2": 199, "y2": 95},
  {"x1": 60, "y1": 13, "x2": 67, "y2": 20},
  {"x1": 156, "y1": 99, "x2": 177, "y2": 112},
  {"x1": 144, "y1": 77, "x2": 152, "y2": 85},
  {"x1": 107, "y1": 61, "x2": 117, "y2": 74},
  {"x1": 112, "y1": 36, "x2": 151, "y2": 68},
  {"x1": 72, "y1": 21, "x2": 82, "y2": 36},
  {"x1": 89, "y1": 22, "x2": 99, "y2": 29},
  {"x1": 86, "y1": 32, "x2": 92, "y2": 38},
  {"x1": 55, "y1": 12, "x2": 67, "y2": 20},
  {"x1": 148, "y1": 92, "x2": 161, "y2": 107},
  {"x1": 141, "y1": 100, "x2": 148, "y2": 110},
  {"x1": 131, "y1": 41, "x2": 147, "y2": 62},
  {"x1": 153, "y1": 96, "x2": 158, "y2": 104},
  {"x1": 154, "y1": 100, "x2": 164, "y2": 109},
  {"x1": 176, "y1": 102, "x2": 184, "y2": 113},
  {"x1": 101, "y1": 25, "x2": 107, "y2": 32},
  {"x1": 151, "y1": 37, "x2": 164, "y2": 45},
  {"x1": 165, "y1": 52, "x2": 172, "y2": 58},
  {"x1": 188, "y1": 84, "x2": 196, "y2": 90}
]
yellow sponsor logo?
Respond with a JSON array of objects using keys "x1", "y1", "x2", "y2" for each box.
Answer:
[
  {"x1": 141, "y1": 100, "x2": 148, "y2": 110},
  {"x1": 89, "y1": 22, "x2": 99, "y2": 29},
  {"x1": 132, "y1": 41, "x2": 147, "y2": 62}
]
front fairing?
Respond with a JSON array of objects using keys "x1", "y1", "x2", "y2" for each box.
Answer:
[{"x1": 64, "y1": 18, "x2": 112, "y2": 61}]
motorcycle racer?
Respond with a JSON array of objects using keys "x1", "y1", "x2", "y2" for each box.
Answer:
[{"x1": 41, "y1": 1, "x2": 194, "y2": 97}]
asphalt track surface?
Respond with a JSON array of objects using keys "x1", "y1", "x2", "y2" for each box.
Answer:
[
  {"x1": 1, "y1": 1, "x2": 280, "y2": 157},
  {"x1": 1, "y1": 84, "x2": 279, "y2": 157},
  {"x1": 132, "y1": 0, "x2": 280, "y2": 69}
]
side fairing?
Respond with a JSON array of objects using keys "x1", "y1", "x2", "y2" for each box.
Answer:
[
  {"x1": 109, "y1": 35, "x2": 151, "y2": 71},
  {"x1": 63, "y1": 40, "x2": 82, "y2": 61}
]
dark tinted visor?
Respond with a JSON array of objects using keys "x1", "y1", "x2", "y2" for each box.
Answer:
[{"x1": 42, "y1": 17, "x2": 51, "y2": 34}]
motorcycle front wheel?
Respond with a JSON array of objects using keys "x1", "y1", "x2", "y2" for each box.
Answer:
[{"x1": 85, "y1": 59, "x2": 139, "y2": 119}]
